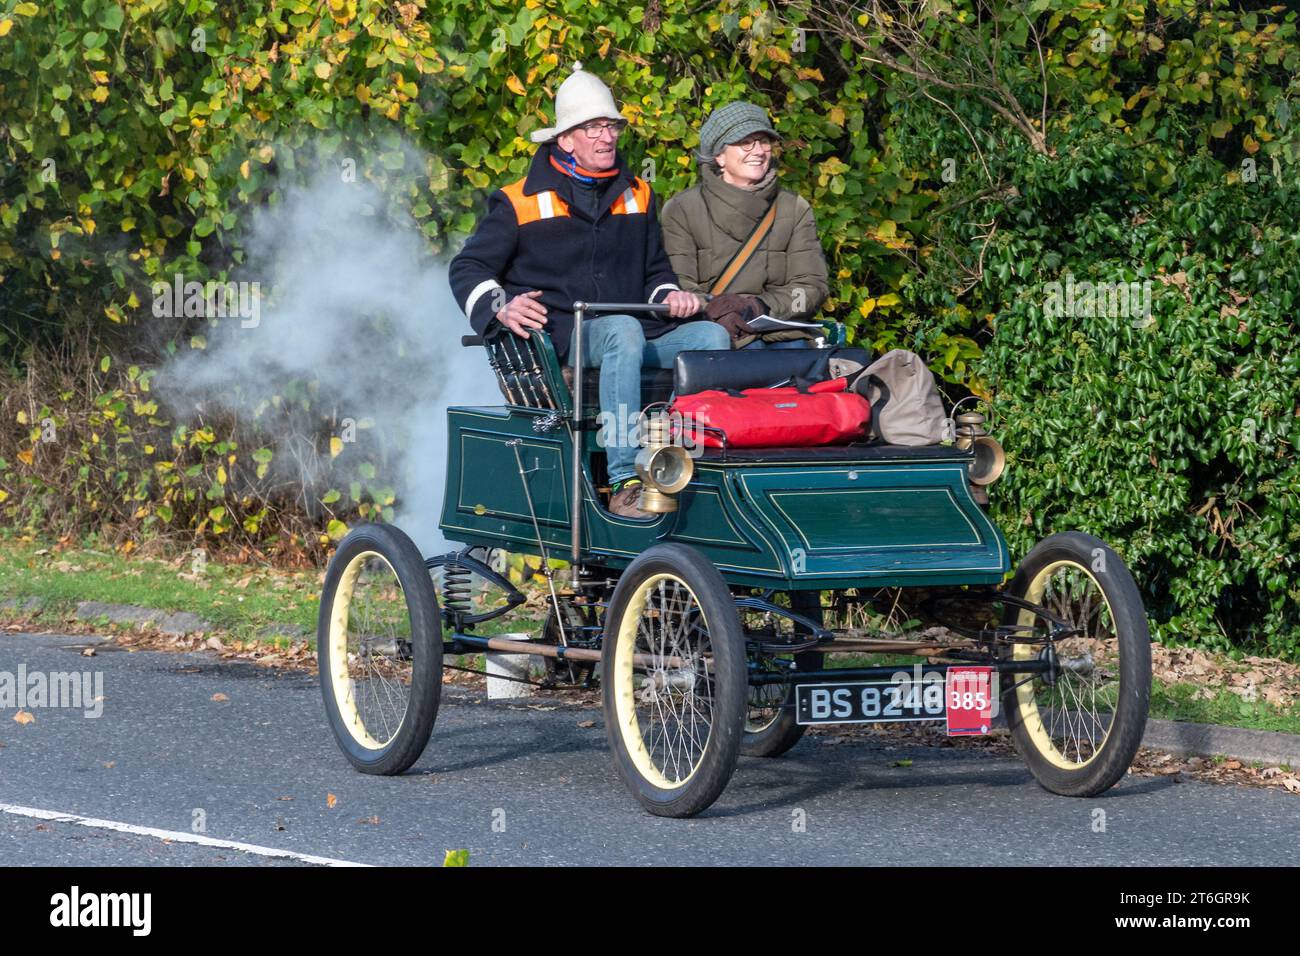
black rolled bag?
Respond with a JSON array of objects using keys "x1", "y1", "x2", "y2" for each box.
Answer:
[{"x1": 672, "y1": 346, "x2": 871, "y2": 396}]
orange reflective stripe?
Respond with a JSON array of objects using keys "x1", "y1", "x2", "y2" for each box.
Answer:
[
  {"x1": 610, "y1": 177, "x2": 651, "y2": 216},
  {"x1": 501, "y1": 179, "x2": 570, "y2": 225}
]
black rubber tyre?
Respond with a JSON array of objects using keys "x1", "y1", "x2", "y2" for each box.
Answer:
[
  {"x1": 1000, "y1": 531, "x2": 1151, "y2": 797},
  {"x1": 318, "y1": 523, "x2": 442, "y2": 775},
  {"x1": 601, "y1": 543, "x2": 747, "y2": 818},
  {"x1": 742, "y1": 590, "x2": 824, "y2": 758}
]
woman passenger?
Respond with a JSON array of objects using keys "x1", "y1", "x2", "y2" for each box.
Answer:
[{"x1": 661, "y1": 101, "x2": 830, "y2": 349}]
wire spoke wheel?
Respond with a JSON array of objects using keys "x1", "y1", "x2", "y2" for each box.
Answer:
[
  {"x1": 332, "y1": 553, "x2": 416, "y2": 748},
  {"x1": 1002, "y1": 532, "x2": 1150, "y2": 797},
  {"x1": 740, "y1": 591, "x2": 824, "y2": 757},
  {"x1": 627, "y1": 576, "x2": 714, "y2": 785},
  {"x1": 319, "y1": 524, "x2": 441, "y2": 775},
  {"x1": 603, "y1": 544, "x2": 745, "y2": 817}
]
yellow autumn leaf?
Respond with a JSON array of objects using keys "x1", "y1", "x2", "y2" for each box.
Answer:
[
  {"x1": 15, "y1": 410, "x2": 27, "y2": 424},
  {"x1": 828, "y1": 106, "x2": 846, "y2": 127},
  {"x1": 240, "y1": 160, "x2": 250, "y2": 179},
  {"x1": 0, "y1": 489, "x2": 8, "y2": 503},
  {"x1": 216, "y1": 465, "x2": 227, "y2": 485},
  {"x1": 0, "y1": 19, "x2": 12, "y2": 37},
  {"x1": 17, "y1": 449, "x2": 33, "y2": 465},
  {"x1": 506, "y1": 74, "x2": 526, "y2": 96},
  {"x1": 859, "y1": 298, "x2": 877, "y2": 318},
  {"x1": 121, "y1": 217, "x2": 135, "y2": 231},
  {"x1": 15, "y1": 3, "x2": 38, "y2": 16},
  {"x1": 329, "y1": 436, "x2": 344, "y2": 458},
  {"x1": 876, "y1": 293, "x2": 902, "y2": 307},
  {"x1": 766, "y1": 45, "x2": 791, "y2": 64},
  {"x1": 314, "y1": 62, "x2": 332, "y2": 79},
  {"x1": 13, "y1": 710, "x2": 34, "y2": 726},
  {"x1": 326, "y1": 793, "x2": 338, "y2": 808},
  {"x1": 797, "y1": 68, "x2": 824, "y2": 81}
]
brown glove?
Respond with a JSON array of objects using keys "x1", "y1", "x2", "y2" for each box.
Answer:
[{"x1": 705, "y1": 293, "x2": 763, "y2": 343}]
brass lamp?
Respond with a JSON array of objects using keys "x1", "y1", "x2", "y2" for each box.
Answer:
[
  {"x1": 953, "y1": 411, "x2": 1006, "y2": 487},
  {"x1": 634, "y1": 412, "x2": 695, "y2": 513}
]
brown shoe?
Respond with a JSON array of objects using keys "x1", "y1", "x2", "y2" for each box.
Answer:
[{"x1": 608, "y1": 479, "x2": 650, "y2": 519}]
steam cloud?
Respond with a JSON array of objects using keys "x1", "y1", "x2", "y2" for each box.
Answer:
[{"x1": 155, "y1": 166, "x2": 500, "y2": 559}]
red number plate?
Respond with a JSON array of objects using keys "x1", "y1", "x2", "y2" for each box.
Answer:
[{"x1": 945, "y1": 666, "x2": 994, "y2": 736}]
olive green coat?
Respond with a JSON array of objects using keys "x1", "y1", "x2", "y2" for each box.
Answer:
[{"x1": 661, "y1": 165, "x2": 830, "y2": 346}]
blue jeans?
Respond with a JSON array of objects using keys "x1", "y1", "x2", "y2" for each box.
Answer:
[
  {"x1": 573, "y1": 315, "x2": 730, "y2": 484},
  {"x1": 743, "y1": 337, "x2": 814, "y2": 349}
]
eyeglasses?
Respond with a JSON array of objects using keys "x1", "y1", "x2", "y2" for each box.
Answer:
[
  {"x1": 577, "y1": 120, "x2": 627, "y2": 139},
  {"x1": 731, "y1": 135, "x2": 775, "y2": 153}
]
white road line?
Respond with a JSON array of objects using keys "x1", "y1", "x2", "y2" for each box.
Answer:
[{"x1": 0, "y1": 802, "x2": 370, "y2": 867}]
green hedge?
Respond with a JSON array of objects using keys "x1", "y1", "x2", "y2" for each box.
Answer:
[{"x1": 1, "y1": 0, "x2": 1298, "y2": 654}]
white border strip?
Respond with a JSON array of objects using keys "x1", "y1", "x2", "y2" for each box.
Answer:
[
  {"x1": 0, "y1": 802, "x2": 370, "y2": 867},
  {"x1": 464, "y1": 278, "x2": 503, "y2": 321}
]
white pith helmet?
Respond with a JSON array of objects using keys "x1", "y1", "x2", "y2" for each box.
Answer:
[{"x1": 530, "y1": 62, "x2": 624, "y2": 144}]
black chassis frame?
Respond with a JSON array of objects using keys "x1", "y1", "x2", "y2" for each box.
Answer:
[{"x1": 425, "y1": 547, "x2": 1074, "y2": 692}]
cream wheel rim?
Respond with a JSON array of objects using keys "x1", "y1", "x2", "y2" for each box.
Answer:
[
  {"x1": 327, "y1": 549, "x2": 416, "y2": 750},
  {"x1": 1012, "y1": 560, "x2": 1122, "y2": 770},
  {"x1": 612, "y1": 573, "x2": 716, "y2": 788}
]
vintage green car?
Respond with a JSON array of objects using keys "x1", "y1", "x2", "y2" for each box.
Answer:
[{"x1": 317, "y1": 303, "x2": 1152, "y2": 818}]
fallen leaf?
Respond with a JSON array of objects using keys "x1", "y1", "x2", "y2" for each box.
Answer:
[
  {"x1": 1223, "y1": 760, "x2": 1242, "y2": 770},
  {"x1": 892, "y1": 758, "x2": 913, "y2": 768},
  {"x1": 35, "y1": 824, "x2": 48, "y2": 832},
  {"x1": 1283, "y1": 777, "x2": 1300, "y2": 794},
  {"x1": 81, "y1": 647, "x2": 96, "y2": 657},
  {"x1": 205, "y1": 636, "x2": 225, "y2": 652},
  {"x1": 210, "y1": 692, "x2": 228, "y2": 702},
  {"x1": 326, "y1": 792, "x2": 338, "y2": 809},
  {"x1": 358, "y1": 815, "x2": 380, "y2": 825},
  {"x1": 576, "y1": 719, "x2": 595, "y2": 728},
  {"x1": 101, "y1": 761, "x2": 115, "y2": 769},
  {"x1": 13, "y1": 710, "x2": 34, "y2": 725},
  {"x1": 276, "y1": 795, "x2": 294, "y2": 801}
]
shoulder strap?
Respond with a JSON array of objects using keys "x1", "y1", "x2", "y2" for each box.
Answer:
[{"x1": 710, "y1": 199, "x2": 778, "y2": 296}]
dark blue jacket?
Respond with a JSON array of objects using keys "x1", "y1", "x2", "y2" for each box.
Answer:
[{"x1": 449, "y1": 146, "x2": 683, "y2": 364}]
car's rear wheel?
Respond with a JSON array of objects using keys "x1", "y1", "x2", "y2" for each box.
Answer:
[
  {"x1": 602, "y1": 544, "x2": 746, "y2": 818},
  {"x1": 318, "y1": 523, "x2": 442, "y2": 775}
]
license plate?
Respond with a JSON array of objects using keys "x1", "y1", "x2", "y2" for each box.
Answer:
[
  {"x1": 945, "y1": 666, "x2": 994, "y2": 736},
  {"x1": 795, "y1": 676, "x2": 946, "y2": 726}
]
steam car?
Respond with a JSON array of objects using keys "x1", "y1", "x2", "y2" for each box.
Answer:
[{"x1": 317, "y1": 303, "x2": 1152, "y2": 818}]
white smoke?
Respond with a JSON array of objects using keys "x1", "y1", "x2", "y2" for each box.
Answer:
[{"x1": 155, "y1": 166, "x2": 500, "y2": 559}]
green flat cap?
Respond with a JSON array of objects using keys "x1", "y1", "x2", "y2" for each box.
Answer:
[{"x1": 695, "y1": 101, "x2": 780, "y2": 163}]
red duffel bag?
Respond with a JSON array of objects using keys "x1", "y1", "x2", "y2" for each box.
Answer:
[{"x1": 671, "y1": 377, "x2": 871, "y2": 449}]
